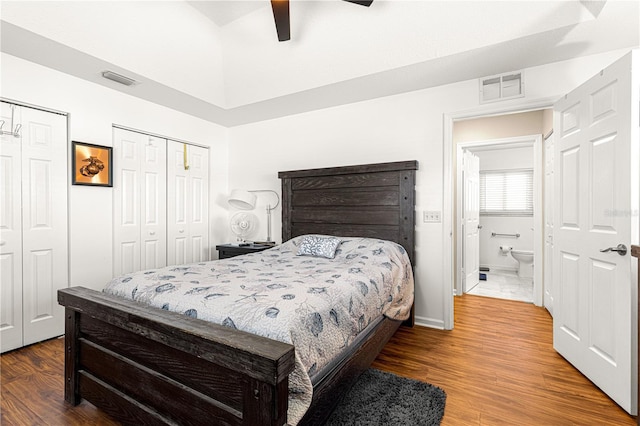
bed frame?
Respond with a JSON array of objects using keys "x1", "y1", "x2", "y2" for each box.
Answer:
[{"x1": 58, "y1": 160, "x2": 417, "y2": 426}]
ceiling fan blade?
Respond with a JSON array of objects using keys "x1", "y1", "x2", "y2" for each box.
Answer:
[
  {"x1": 343, "y1": 0, "x2": 373, "y2": 6},
  {"x1": 270, "y1": 0, "x2": 290, "y2": 42}
]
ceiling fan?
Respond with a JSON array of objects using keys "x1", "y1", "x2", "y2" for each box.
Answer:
[{"x1": 270, "y1": 0, "x2": 373, "y2": 42}]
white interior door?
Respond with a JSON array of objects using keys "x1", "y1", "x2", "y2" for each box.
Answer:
[
  {"x1": 0, "y1": 103, "x2": 24, "y2": 352},
  {"x1": 185, "y1": 144, "x2": 209, "y2": 263},
  {"x1": 140, "y1": 135, "x2": 167, "y2": 270},
  {"x1": 20, "y1": 106, "x2": 68, "y2": 346},
  {"x1": 553, "y1": 51, "x2": 638, "y2": 414},
  {"x1": 113, "y1": 128, "x2": 142, "y2": 275},
  {"x1": 1, "y1": 104, "x2": 68, "y2": 351},
  {"x1": 113, "y1": 128, "x2": 167, "y2": 276},
  {"x1": 543, "y1": 134, "x2": 554, "y2": 315},
  {"x1": 463, "y1": 150, "x2": 480, "y2": 293},
  {"x1": 167, "y1": 141, "x2": 209, "y2": 266}
]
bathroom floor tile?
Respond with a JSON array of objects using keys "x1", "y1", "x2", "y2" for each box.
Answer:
[{"x1": 467, "y1": 270, "x2": 533, "y2": 303}]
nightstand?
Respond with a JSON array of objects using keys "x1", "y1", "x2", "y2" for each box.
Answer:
[{"x1": 216, "y1": 244, "x2": 273, "y2": 259}]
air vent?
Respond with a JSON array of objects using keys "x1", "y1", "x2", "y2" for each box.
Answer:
[
  {"x1": 102, "y1": 70, "x2": 137, "y2": 87},
  {"x1": 480, "y1": 71, "x2": 523, "y2": 103}
]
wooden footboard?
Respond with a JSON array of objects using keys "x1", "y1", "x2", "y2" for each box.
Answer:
[
  {"x1": 58, "y1": 286, "x2": 295, "y2": 426},
  {"x1": 299, "y1": 317, "x2": 401, "y2": 425}
]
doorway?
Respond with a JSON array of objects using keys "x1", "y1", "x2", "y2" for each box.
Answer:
[
  {"x1": 442, "y1": 104, "x2": 555, "y2": 330},
  {"x1": 455, "y1": 134, "x2": 543, "y2": 304}
]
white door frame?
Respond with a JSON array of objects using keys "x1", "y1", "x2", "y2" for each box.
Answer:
[
  {"x1": 443, "y1": 97, "x2": 555, "y2": 329},
  {"x1": 455, "y1": 135, "x2": 543, "y2": 302}
]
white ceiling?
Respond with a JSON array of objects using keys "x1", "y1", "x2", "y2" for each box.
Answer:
[
  {"x1": 1, "y1": 1, "x2": 638, "y2": 126},
  {"x1": 187, "y1": 1, "x2": 266, "y2": 27}
]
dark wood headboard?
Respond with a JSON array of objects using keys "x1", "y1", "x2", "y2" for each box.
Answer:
[{"x1": 278, "y1": 161, "x2": 418, "y2": 264}]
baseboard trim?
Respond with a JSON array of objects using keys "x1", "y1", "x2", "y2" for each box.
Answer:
[
  {"x1": 415, "y1": 316, "x2": 445, "y2": 330},
  {"x1": 481, "y1": 265, "x2": 518, "y2": 273}
]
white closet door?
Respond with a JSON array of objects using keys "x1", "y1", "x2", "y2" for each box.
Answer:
[
  {"x1": 113, "y1": 128, "x2": 166, "y2": 276},
  {"x1": 167, "y1": 141, "x2": 209, "y2": 266},
  {"x1": 20, "y1": 106, "x2": 68, "y2": 346},
  {"x1": 113, "y1": 128, "x2": 142, "y2": 275},
  {"x1": 0, "y1": 103, "x2": 24, "y2": 352},
  {"x1": 141, "y1": 136, "x2": 167, "y2": 270},
  {"x1": 187, "y1": 144, "x2": 209, "y2": 263},
  {"x1": 167, "y1": 141, "x2": 188, "y2": 265}
]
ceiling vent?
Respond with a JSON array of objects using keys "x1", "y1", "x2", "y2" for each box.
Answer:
[
  {"x1": 480, "y1": 71, "x2": 523, "y2": 103},
  {"x1": 101, "y1": 70, "x2": 137, "y2": 87}
]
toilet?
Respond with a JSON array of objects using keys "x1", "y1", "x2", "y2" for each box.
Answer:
[{"x1": 510, "y1": 249, "x2": 534, "y2": 278}]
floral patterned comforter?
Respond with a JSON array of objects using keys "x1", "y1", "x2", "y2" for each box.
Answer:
[{"x1": 103, "y1": 235, "x2": 414, "y2": 425}]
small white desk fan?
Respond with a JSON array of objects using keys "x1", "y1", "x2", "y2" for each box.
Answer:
[
  {"x1": 230, "y1": 212, "x2": 258, "y2": 242},
  {"x1": 228, "y1": 189, "x2": 280, "y2": 243}
]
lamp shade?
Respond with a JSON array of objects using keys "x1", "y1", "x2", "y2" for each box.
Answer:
[{"x1": 228, "y1": 189, "x2": 257, "y2": 210}]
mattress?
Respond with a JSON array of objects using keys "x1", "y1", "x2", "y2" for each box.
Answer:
[{"x1": 104, "y1": 235, "x2": 414, "y2": 424}]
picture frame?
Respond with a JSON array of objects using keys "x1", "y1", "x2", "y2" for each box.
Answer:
[{"x1": 71, "y1": 141, "x2": 113, "y2": 187}]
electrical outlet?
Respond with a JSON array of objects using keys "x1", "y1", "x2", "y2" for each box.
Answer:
[{"x1": 423, "y1": 210, "x2": 441, "y2": 223}]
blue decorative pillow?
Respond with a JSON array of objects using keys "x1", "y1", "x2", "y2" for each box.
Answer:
[{"x1": 297, "y1": 235, "x2": 342, "y2": 259}]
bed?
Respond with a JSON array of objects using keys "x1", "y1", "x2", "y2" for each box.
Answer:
[{"x1": 58, "y1": 160, "x2": 418, "y2": 426}]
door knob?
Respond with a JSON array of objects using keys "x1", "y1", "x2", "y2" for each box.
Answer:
[
  {"x1": 478, "y1": 225, "x2": 483, "y2": 229},
  {"x1": 600, "y1": 244, "x2": 627, "y2": 256}
]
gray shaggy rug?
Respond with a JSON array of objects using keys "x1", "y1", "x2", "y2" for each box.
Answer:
[{"x1": 325, "y1": 369, "x2": 446, "y2": 426}]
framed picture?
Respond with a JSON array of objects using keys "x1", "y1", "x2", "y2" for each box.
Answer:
[{"x1": 72, "y1": 141, "x2": 113, "y2": 187}]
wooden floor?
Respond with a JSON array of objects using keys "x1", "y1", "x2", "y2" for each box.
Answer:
[
  {"x1": 1, "y1": 294, "x2": 635, "y2": 425},
  {"x1": 373, "y1": 295, "x2": 635, "y2": 425}
]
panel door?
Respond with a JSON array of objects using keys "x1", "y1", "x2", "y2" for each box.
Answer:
[
  {"x1": 140, "y1": 135, "x2": 167, "y2": 270},
  {"x1": 544, "y1": 134, "x2": 554, "y2": 315},
  {"x1": 0, "y1": 103, "x2": 24, "y2": 352},
  {"x1": 113, "y1": 128, "x2": 143, "y2": 276},
  {"x1": 167, "y1": 141, "x2": 209, "y2": 266},
  {"x1": 113, "y1": 128, "x2": 167, "y2": 276},
  {"x1": 463, "y1": 151, "x2": 480, "y2": 293},
  {"x1": 186, "y1": 144, "x2": 209, "y2": 263},
  {"x1": 553, "y1": 52, "x2": 638, "y2": 414},
  {"x1": 19, "y1": 106, "x2": 68, "y2": 346}
]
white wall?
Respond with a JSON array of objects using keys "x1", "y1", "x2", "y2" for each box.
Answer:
[
  {"x1": 228, "y1": 49, "x2": 631, "y2": 329},
  {"x1": 0, "y1": 53, "x2": 229, "y2": 292},
  {"x1": 454, "y1": 110, "x2": 545, "y2": 142},
  {"x1": 476, "y1": 147, "x2": 534, "y2": 271}
]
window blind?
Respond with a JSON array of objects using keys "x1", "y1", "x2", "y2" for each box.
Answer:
[{"x1": 480, "y1": 169, "x2": 533, "y2": 216}]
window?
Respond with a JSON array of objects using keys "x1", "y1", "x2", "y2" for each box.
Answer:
[{"x1": 480, "y1": 169, "x2": 533, "y2": 216}]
